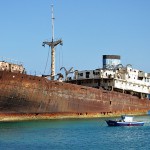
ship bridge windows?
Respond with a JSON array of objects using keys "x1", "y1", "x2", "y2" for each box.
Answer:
[
  {"x1": 138, "y1": 77, "x2": 143, "y2": 80},
  {"x1": 86, "y1": 72, "x2": 90, "y2": 78},
  {"x1": 93, "y1": 71, "x2": 100, "y2": 76},
  {"x1": 78, "y1": 73, "x2": 83, "y2": 76}
]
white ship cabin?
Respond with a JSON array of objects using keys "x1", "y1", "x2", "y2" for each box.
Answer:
[
  {"x1": 0, "y1": 61, "x2": 25, "y2": 74},
  {"x1": 121, "y1": 115, "x2": 133, "y2": 122},
  {"x1": 70, "y1": 55, "x2": 150, "y2": 98}
]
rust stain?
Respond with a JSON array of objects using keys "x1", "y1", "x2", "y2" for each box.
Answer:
[{"x1": 0, "y1": 71, "x2": 150, "y2": 121}]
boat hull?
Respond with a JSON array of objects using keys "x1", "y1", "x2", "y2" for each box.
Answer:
[
  {"x1": 0, "y1": 71, "x2": 150, "y2": 120},
  {"x1": 106, "y1": 120, "x2": 144, "y2": 126}
]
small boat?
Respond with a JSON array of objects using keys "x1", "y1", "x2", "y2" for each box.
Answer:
[{"x1": 106, "y1": 115, "x2": 144, "y2": 126}]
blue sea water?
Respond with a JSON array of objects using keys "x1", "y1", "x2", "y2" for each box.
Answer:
[{"x1": 0, "y1": 115, "x2": 150, "y2": 150}]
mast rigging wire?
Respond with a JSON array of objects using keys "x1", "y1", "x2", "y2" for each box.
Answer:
[{"x1": 44, "y1": 46, "x2": 50, "y2": 74}]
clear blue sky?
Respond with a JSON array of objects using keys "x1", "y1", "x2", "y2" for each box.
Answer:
[{"x1": 0, "y1": 0, "x2": 150, "y2": 75}]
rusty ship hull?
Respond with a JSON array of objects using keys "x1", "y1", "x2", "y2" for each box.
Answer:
[{"x1": 0, "y1": 70, "x2": 150, "y2": 120}]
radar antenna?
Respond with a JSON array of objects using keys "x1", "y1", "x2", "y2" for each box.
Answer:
[{"x1": 42, "y1": 5, "x2": 63, "y2": 80}]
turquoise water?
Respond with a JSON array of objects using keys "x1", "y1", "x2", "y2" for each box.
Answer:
[{"x1": 0, "y1": 115, "x2": 150, "y2": 150}]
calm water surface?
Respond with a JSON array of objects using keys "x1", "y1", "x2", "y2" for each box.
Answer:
[{"x1": 0, "y1": 115, "x2": 150, "y2": 150}]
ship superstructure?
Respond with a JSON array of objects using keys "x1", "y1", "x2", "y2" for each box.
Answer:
[
  {"x1": 0, "y1": 60, "x2": 25, "y2": 74},
  {"x1": 67, "y1": 55, "x2": 150, "y2": 99}
]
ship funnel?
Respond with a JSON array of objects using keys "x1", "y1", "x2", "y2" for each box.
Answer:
[{"x1": 103, "y1": 55, "x2": 121, "y2": 69}]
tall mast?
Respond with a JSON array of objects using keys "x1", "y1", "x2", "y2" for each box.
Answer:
[
  {"x1": 51, "y1": 5, "x2": 54, "y2": 41},
  {"x1": 42, "y1": 5, "x2": 63, "y2": 80}
]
